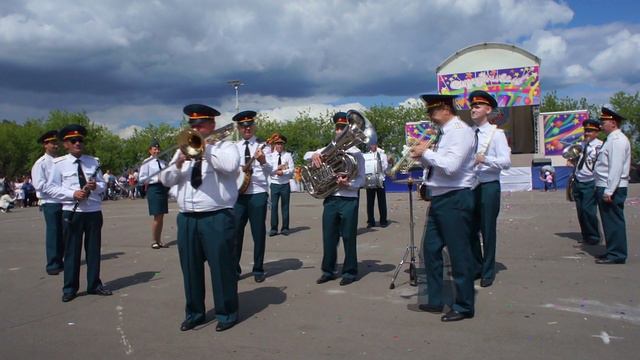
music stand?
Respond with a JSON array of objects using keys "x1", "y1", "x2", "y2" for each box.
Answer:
[{"x1": 389, "y1": 175, "x2": 418, "y2": 289}]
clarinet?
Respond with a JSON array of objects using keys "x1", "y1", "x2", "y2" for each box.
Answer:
[{"x1": 66, "y1": 171, "x2": 98, "y2": 223}]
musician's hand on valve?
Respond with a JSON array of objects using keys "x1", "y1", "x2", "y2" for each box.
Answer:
[
  {"x1": 85, "y1": 179, "x2": 97, "y2": 191},
  {"x1": 256, "y1": 148, "x2": 266, "y2": 165},
  {"x1": 475, "y1": 153, "x2": 486, "y2": 165},
  {"x1": 175, "y1": 153, "x2": 187, "y2": 169},
  {"x1": 311, "y1": 153, "x2": 323, "y2": 169},
  {"x1": 276, "y1": 169, "x2": 284, "y2": 176},
  {"x1": 336, "y1": 173, "x2": 349, "y2": 187},
  {"x1": 409, "y1": 141, "x2": 429, "y2": 159}
]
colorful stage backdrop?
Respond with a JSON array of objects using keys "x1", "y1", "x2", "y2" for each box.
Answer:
[
  {"x1": 438, "y1": 66, "x2": 540, "y2": 109},
  {"x1": 542, "y1": 111, "x2": 589, "y2": 156},
  {"x1": 405, "y1": 121, "x2": 437, "y2": 145}
]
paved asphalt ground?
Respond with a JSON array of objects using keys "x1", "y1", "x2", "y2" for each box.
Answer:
[{"x1": 1, "y1": 185, "x2": 639, "y2": 360}]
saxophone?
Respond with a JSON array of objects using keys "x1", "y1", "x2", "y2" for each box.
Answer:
[{"x1": 301, "y1": 110, "x2": 376, "y2": 199}]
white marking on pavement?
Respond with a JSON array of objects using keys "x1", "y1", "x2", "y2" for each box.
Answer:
[
  {"x1": 561, "y1": 256, "x2": 583, "y2": 259},
  {"x1": 542, "y1": 298, "x2": 640, "y2": 325},
  {"x1": 115, "y1": 304, "x2": 134, "y2": 355},
  {"x1": 326, "y1": 289, "x2": 346, "y2": 295},
  {"x1": 9, "y1": 267, "x2": 20, "y2": 271},
  {"x1": 591, "y1": 331, "x2": 623, "y2": 344}
]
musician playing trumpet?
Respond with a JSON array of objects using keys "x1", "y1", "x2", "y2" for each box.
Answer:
[
  {"x1": 468, "y1": 90, "x2": 511, "y2": 288},
  {"x1": 568, "y1": 119, "x2": 602, "y2": 246},
  {"x1": 409, "y1": 95, "x2": 476, "y2": 322},
  {"x1": 160, "y1": 104, "x2": 240, "y2": 332},
  {"x1": 304, "y1": 112, "x2": 365, "y2": 286},
  {"x1": 233, "y1": 110, "x2": 272, "y2": 283},
  {"x1": 268, "y1": 134, "x2": 294, "y2": 236}
]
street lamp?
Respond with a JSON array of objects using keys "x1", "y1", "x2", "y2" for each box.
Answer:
[{"x1": 227, "y1": 80, "x2": 244, "y2": 141}]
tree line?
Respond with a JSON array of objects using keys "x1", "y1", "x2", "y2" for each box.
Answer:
[{"x1": 1, "y1": 91, "x2": 638, "y2": 179}]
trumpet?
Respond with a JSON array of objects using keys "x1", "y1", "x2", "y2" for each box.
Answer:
[
  {"x1": 176, "y1": 123, "x2": 235, "y2": 160},
  {"x1": 387, "y1": 124, "x2": 440, "y2": 178}
]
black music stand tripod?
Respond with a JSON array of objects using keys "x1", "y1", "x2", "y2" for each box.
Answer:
[{"x1": 389, "y1": 176, "x2": 418, "y2": 289}]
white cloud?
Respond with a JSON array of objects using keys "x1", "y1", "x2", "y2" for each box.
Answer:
[{"x1": 116, "y1": 125, "x2": 143, "y2": 139}]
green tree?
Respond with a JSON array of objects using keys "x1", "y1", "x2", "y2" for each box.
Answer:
[
  {"x1": 609, "y1": 91, "x2": 640, "y2": 160},
  {"x1": 540, "y1": 90, "x2": 599, "y2": 116}
]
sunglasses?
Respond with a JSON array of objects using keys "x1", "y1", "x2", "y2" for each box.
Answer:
[{"x1": 67, "y1": 137, "x2": 84, "y2": 144}]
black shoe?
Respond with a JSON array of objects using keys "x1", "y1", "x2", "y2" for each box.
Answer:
[
  {"x1": 180, "y1": 318, "x2": 205, "y2": 331},
  {"x1": 380, "y1": 222, "x2": 389, "y2": 228},
  {"x1": 595, "y1": 254, "x2": 608, "y2": 259},
  {"x1": 269, "y1": 230, "x2": 278, "y2": 237},
  {"x1": 87, "y1": 287, "x2": 113, "y2": 296},
  {"x1": 280, "y1": 229, "x2": 289, "y2": 236},
  {"x1": 47, "y1": 268, "x2": 63, "y2": 276},
  {"x1": 254, "y1": 273, "x2": 266, "y2": 283},
  {"x1": 418, "y1": 304, "x2": 443, "y2": 313},
  {"x1": 366, "y1": 223, "x2": 375, "y2": 228},
  {"x1": 595, "y1": 258, "x2": 625, "y2": 265},
  {"x1": 480, "y1": 278, "x2": 494, "y2": 288},
  {"x1": 62, "y1": 293, "x2": 77, "y2": 302},
  {"x1": 339, "y1": 277, "x2": 355, "y2": 286},
  {"x1": 316, "y1": 274, "x2": 336, "y2": 284},
  {"x1": 474, "y1": 273, "x2": 482, "y2": 280},
  {"x1": 215, "y1": 321, "x2": 237, "y2": 332},
  {"x1": 441, "y1": 310, "x2": 473, "y2": 322}
]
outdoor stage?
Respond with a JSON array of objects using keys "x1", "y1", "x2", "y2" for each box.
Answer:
[{"x1": 1, "y1": 187, "x2": 639, "y2": 359}]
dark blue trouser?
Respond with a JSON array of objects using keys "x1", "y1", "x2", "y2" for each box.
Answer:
[
  {"x1": 62, "y1": 211, "x2": 103, "y2": 295},
  {"x1": 177, "y1": 210, "x2": 238, "y2": 324},
  {"x1": 470, "y1": 181, "x2": 500, "y2": 281},
  {"x1": 322, "y1": 196, "x2": 359, "y2": 279},
  {"x1": 423, "y1": 188, "x2": 475, "y2": 315},
  {"x1": 366, "y1": 186, "x2": 388, "y2": 225},
  {"x1": 596, "y1": 187, "x2": 627, "y2": 262},
  {"x1": 234, "y1": 192, "x2": 268, "y2": 274},
  {"x1": 270, "y1": 183, "x2": 291, "y2": 231},
  {"x1": 573, "y1": 180, "x2": 600, "y2": 243},
  {"x1": 43, "y1": 203, "x2": 64, "y2": 272}
]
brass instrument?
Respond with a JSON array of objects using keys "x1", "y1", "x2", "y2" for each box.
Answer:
[
  {"x1": 237, "y1": 133, "x2": 279, "y2": 194},
  {"x1": 176, "y1": 123, "x2": 235, "y2": 160},
  {"x1": 387, "y1": 123, "x2": 440, "y2": 178},
  {"x1": 562, "y1": 143, "x2": 583, "y2": 202},
  {"x1": 301, "y1": 109, "x2": 376, "y2": 199}
]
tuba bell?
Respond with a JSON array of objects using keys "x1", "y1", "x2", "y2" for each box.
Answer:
[{"x1": 301, "y1": 110, "x2": 376, "y2": 199}]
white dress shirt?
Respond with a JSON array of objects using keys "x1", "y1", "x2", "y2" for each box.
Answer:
[
  {"x1": 269, "y1": 151, "x2": 295, "y2": 184},
  {"x1": 139, "y1": 156, "x2": 168, "y2": 185},
  {"x1": 574, "y1": 138, "x2": 603, "y2": 183},
  {"x1": 421, "y1": 116, "x2": 476, "y2": 196},
  {"x1": 473, "y1": 122, "x2": 511, "y2": 183},
  {"x1": 594, "y1": 129, "x2": 630, "y2": 196},
  {"x1": 363, "y1": 149, "x2": 389, "y2": 178},
  {"x1": 31, "y1": 153, "x2": 60, "y2": 204},
  {"x1": 45, "y1": 154, "x2": 105, "y2": 212},
  {"x1": 160, "y1": 140, "x2": 240, "y2": 212},
  {"x1": 235, "y1": 136, "x2": 273, "y2": 194},
  {"x1": 304, "y1": 146, "x2": 365, "y2": 198}
]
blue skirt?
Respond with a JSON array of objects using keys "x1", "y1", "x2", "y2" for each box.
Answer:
[{"x1": 146, "y1": 183, "x2": 169, "y2": 215}]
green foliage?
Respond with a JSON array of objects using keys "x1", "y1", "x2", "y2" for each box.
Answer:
[
  {"x1": 540, "y1": 90, "x2": 599, "y2": 117},
  {"x1": 609, "y1": 91, "x2": 640, "y2": 159}
]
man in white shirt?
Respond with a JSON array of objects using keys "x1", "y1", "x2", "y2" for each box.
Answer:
[
  {"x1": 31, "y1": 130, "x2": 64, "y2": 275},
  {"x1": 138, "y1": 139, "x2": 169, "y2": 249},
  {"x1": 594, "y1": 107, "x2": 631, "y2": 265},
  {"x1": 569, "y1": 119, "x2": 603, "y2": 245},
  {"x1": 268, "y1": 133, "x2": 295, "y2": 236},
  {"x1": 160, "y1": 104, "x2": 240, "y2": 332},
  {"x1": 305, "y1": 112, "x2": 366, "y2": 286},
  {"x1": 233, "y1": 110, "x2": 272, "y2": 283},
  {"x1": 410, "y1": 94, "x2": 476, "y2": 322},
  {"x1": 468, "y1": 90, "x2": 511, "y2": 288},
  {"x1": 364, "y1": 142, "x2": 389, "y2": 228},
  {"x1": 45, "y1": 124, "x2": 110, "y2": 302}
]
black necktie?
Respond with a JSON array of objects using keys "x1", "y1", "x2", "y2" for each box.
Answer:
[
  {"x1": 190, "y1": 160, "x2": 202, "y2": 189},
  {"x1": 474, "y1": 128, "x2": 480, "y2": 154},
  {"x1": 278, "y1": 153, "x2": 282, "y2": 166},
  {"x1": 577, "y1": 143, "x2": 588, "y2": 170},
  {"x1": 244, "y1": 141, "x2": 251, "y2": 164},
  {"x1": 156, "y1": 159, "x2": 162, "y2": 170},
  {"x1": 76, "y1": 159, "x2": 86, "y2": 189}
]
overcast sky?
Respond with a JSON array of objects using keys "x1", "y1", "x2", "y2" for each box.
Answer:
[{"x1": 1, "y1": 0, "x2": 639, "y2": 137}]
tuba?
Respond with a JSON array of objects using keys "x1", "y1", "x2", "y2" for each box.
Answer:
[
  {"x1": 176, "y1": 123, "x2": 235, "y2": 160},
  {"x1": 301, "y1": 110, "x2": 376, "y2": 199},
  {"x1": 562, "y1": 143, "x2": 583, "y2": 202}
]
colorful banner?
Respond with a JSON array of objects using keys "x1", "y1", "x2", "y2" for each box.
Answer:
[
  {"x1": 405, "y1": 121, "x2": 437, "y2": 145},
  {"x1": 543, "y1": 111, "x2": 589, "y2": 156},
  {"x1": 438, "y1": 66, "x2": 540, "y2": 109}
]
